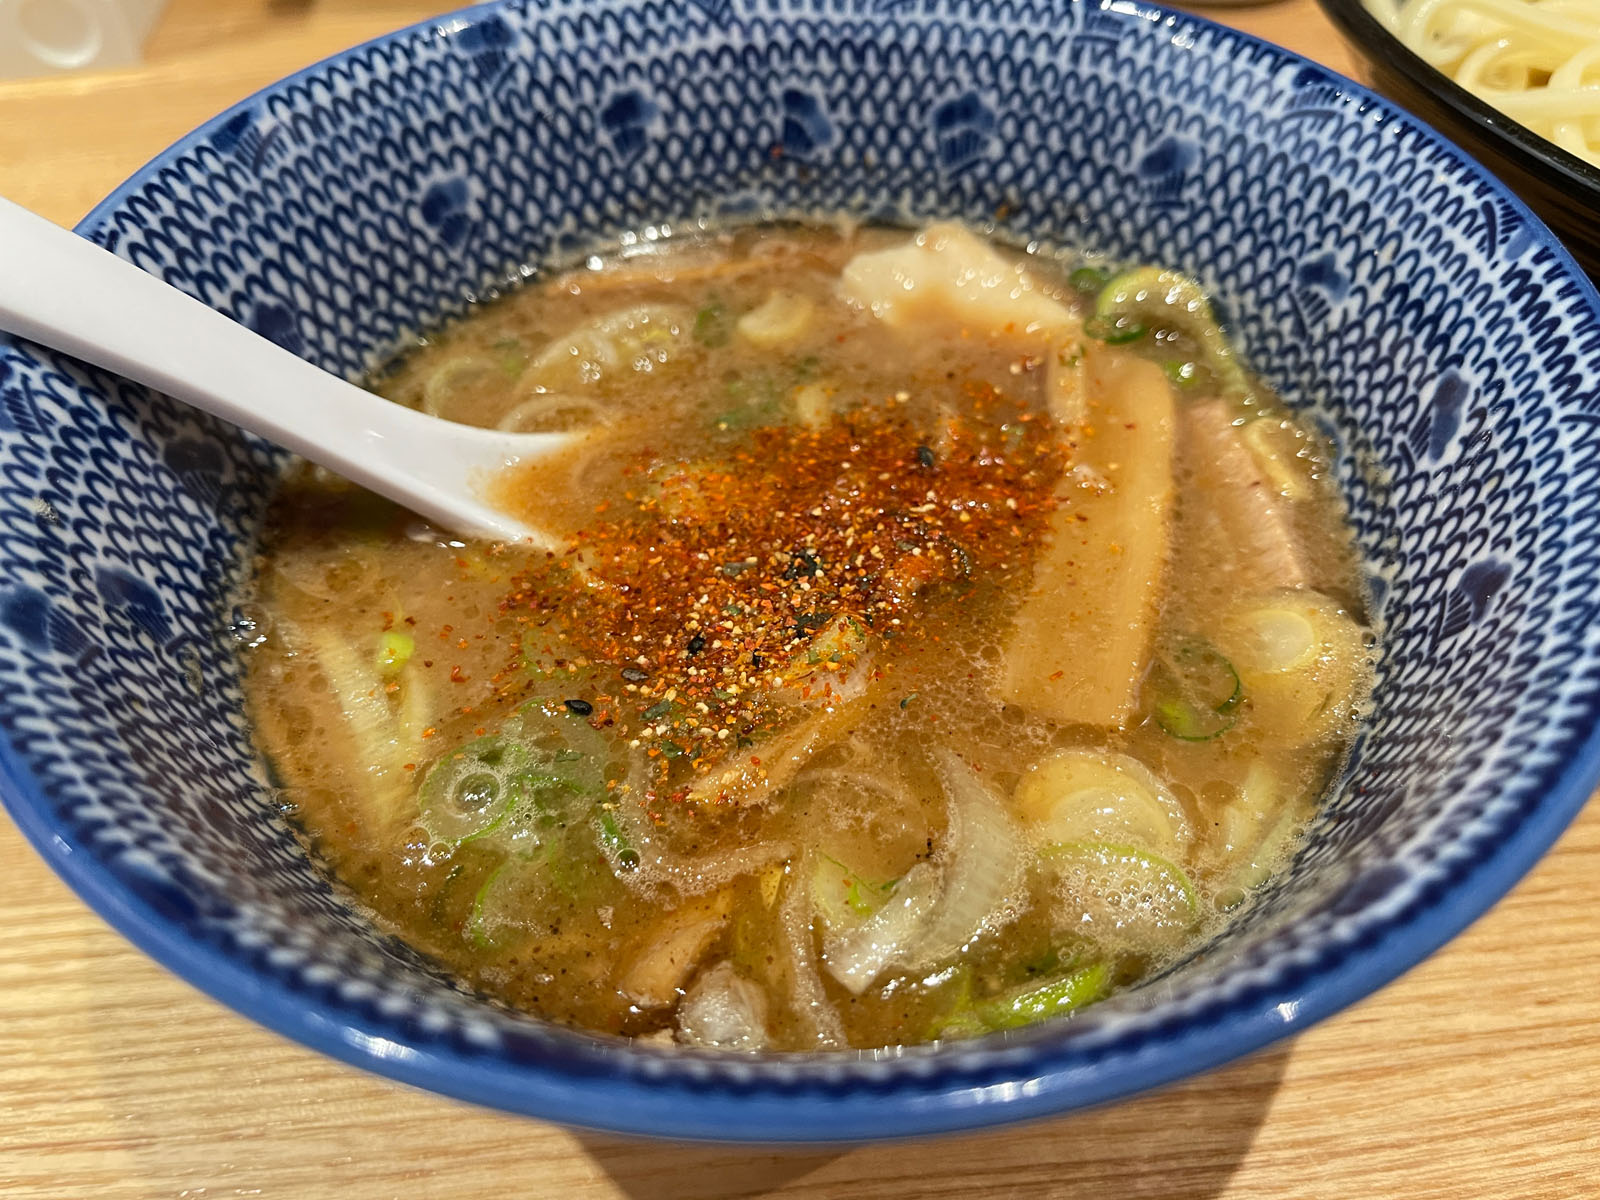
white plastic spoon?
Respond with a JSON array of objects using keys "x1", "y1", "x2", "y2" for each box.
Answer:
[{"x1": 0, "y1": 196, "x2": 571, "y2": 544}]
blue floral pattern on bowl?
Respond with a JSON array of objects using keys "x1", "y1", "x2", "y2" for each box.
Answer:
[{"x1": 1, "y1": 0, "x2": 1598, "y2": 1142}]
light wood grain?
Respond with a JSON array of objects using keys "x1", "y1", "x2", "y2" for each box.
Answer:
[{"x1": 0, "y1": 3, "x2": 1595, "y2": 1198}]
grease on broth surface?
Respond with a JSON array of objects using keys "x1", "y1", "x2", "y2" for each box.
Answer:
[{"x1": 240, "y1": 223, "x2": 1375, "y2": 1050}]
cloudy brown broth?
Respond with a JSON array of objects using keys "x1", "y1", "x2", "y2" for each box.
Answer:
[{"x1": 240, "y1": 223, "x2": 1375, "y2": 1050}]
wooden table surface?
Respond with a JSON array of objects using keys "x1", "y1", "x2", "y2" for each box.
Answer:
[{"x1": 1, "y1": 3, "x2": 1596, "y2": 1197}]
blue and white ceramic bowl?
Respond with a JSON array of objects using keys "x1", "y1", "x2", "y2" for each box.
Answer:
[{"x1": 2, "y1": 0, "x2": 1598, "y2": 1143}]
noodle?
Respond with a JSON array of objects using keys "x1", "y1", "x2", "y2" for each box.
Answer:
[{"x1": 1364, "y1": 0, "x2": 1600, "y2": 167}]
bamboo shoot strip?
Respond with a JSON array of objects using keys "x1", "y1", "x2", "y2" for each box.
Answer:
[{"x1": 997, "y1": 348, "x2": 1175, "y2": 729}]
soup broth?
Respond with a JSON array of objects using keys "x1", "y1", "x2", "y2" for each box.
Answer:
[{"x1": 241, "y1": 224, "x2": 1374, "y2": 1050}]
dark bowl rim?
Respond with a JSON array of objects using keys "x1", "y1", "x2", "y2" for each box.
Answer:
[
  {"x1": 1314, "y1": 0, "x2": 1600, "y2": 196},
  {"x1": 2, "y1": 0, "x2": 1600, "y2": 1144}
]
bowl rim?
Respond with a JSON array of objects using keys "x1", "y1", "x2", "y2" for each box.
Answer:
[
  {"x1": 4, "y1": 0, "x2": 1600, "y2": 1143},
  {"x1": 1314, "y1": 0, "x2": 1600, "y2": 197}
]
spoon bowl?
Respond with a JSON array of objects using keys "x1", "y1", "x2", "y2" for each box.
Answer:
[{"x1": 0, "y1": 196, "x2": 569, "y2": 544}]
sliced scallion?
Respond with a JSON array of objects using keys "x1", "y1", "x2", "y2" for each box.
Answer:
[
  {"x1": 1147, "y1": 636, "x2": 1242, "y2": 741},
  {"x1": 376, "y1": 630, "x2": 415, "y2": 676},
  {"x1": 1069, "y1": 265, "x2": 1111, "y2": 295},
  {"x1": 1094, "y1": 267, "x2": 1252, "y2": 400},
  {"x1": 971, "y1": 960, "x2": 1111, "y2": 1030},
  {"x1": 1083, "y1": 313, "x2": 1149, "y2": 345},
  {"x1": 597, "y1": 809, "x2": 640, "y2": 871},
  {"x1": 1042, "y1": 840, "x2": 1202, "y2": 920},
  {"x1": 1162, "y1": 359, "x2": 1200, "y2": 387}
]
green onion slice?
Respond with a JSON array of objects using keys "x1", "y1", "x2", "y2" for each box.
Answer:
[{"x1": 1147, "y1": 636, "x2": 1242, "y2": 741}]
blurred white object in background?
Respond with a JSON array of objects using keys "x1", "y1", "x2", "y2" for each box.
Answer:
[{"x1": 0, "y1": 0, "x2": 170, "y2": 80}]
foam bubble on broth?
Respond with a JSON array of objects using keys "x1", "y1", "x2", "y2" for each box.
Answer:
[{"x1": 237, "y1": 222, "x2": 1376, "y2": 1049}]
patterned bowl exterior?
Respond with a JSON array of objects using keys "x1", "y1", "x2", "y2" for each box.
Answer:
[{"x1": 2, "y1": 0, "x2": 1599, "y2": 1144}]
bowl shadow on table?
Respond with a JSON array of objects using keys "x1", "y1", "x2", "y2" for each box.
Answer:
[{"x1": 576, "y1": 1039, "x2": 1292, "y2": 1200}]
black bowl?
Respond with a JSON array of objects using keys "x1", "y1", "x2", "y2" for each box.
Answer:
[{"x1": 1316, "y1": 0, "x2": 1600, "y2": 280}]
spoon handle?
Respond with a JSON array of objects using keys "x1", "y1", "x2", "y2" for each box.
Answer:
[{"x1": 0, "y1": 196, "x2": 543, "y2": 542}]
